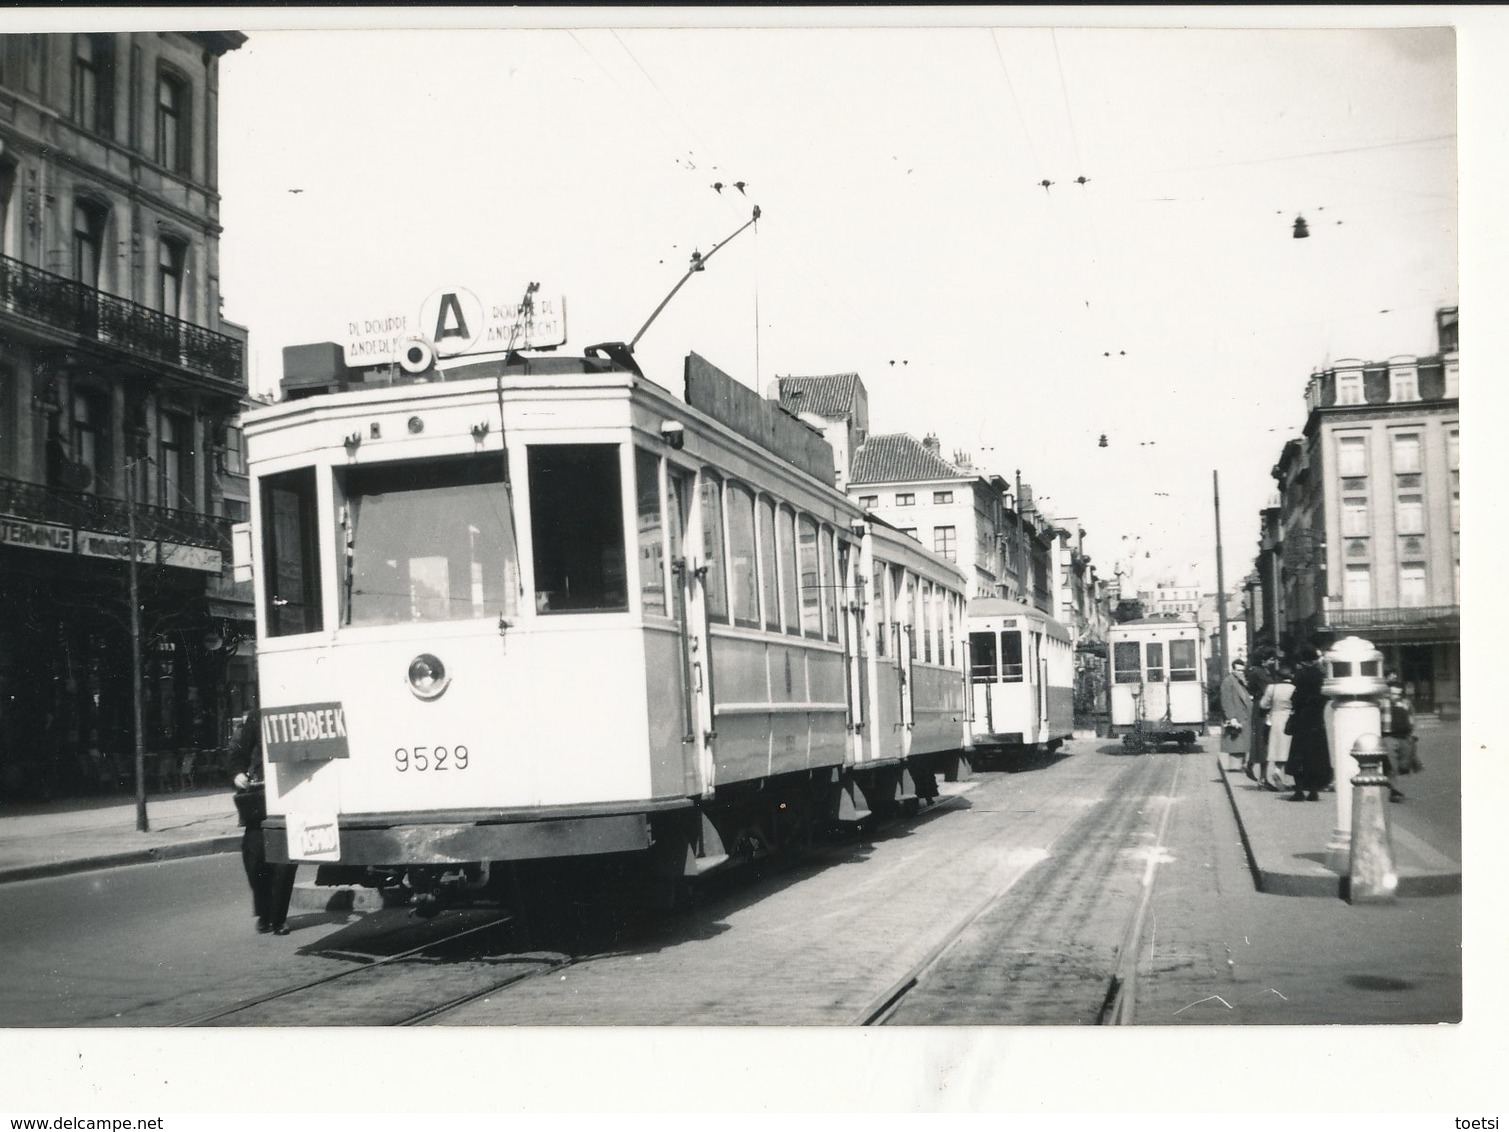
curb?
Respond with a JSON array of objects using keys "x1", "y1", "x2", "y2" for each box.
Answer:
[
  {"x1": 0, "y1": 835, "x2": 242, "y2": 885},
  {"x1": 1216, "y1": 759, "x2": 1460, "y2": 899}
]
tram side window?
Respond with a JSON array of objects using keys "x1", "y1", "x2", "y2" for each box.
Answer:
[
  {"x1": 1000, "y1": 630, "x2": 1024, "y2": 682},
  {"x1": 262, "y1": 467, "x2": 323, "y2": 637},
  {"x1": 1113, "y1": 641, "x2": 1142, "y2": 684},
  {"x1": 759, "y1": 496, "x2": 780, "y2": 631},
  {"x1": 921, "y1": 583, "x2": 933, "y2": 663},
  {"x1": 1145, "y1": 642, "x2": 1165, "y2": 683},
  {"x1": 778, "y1": 506, "x2": 800, "y2": 635},
  {"x1": 699, "y1": 473, "x2": 729, "y2": 624},
  {"x1": 1169, "y1": 639, "x2": 1198, "y2": 681},
  {"x1": 969, "y1": 631, "x2": 997, "y2": 682},
  {"x1": 872, "y1": 563, "x2": 887, "y2": 657},
  {"x1": 820, "y1": 528, "x2": 839, "y2": 642},
  {"x1": 528, "y1": 444, "x2": 628, "y2": 614},
  {"x1": 727, "y1": 483, "x2": 759, "y2": 628},
  {"x1": 797, "y1": 513, "x2": 822, "y2": 638},
  {"x1": 343, "y1": 455, "x2": 520, "y2": 627},
  {"x1": 635, "y1": 449, "x2": 666, "y2": 617}
]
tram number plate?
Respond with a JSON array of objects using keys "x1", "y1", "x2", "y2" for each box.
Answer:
[{"x1": 288, "y1": 812, "x2": 341, "y2": 862}]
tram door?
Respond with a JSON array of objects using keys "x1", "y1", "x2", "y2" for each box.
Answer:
[
  {"x1": 667, "y1": 469, "x2": 715, "y2": 796},
  {"x1": 1032, "y1": 630, "x2": 1048, "y2": 740},
  {"x1": 839, "y1": 540, "x2": 868, "y2": 758}
]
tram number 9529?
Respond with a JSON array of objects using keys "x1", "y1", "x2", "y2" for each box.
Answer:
[{"x1": 394, "y1": 745, "x2": 469, "y2": 772}]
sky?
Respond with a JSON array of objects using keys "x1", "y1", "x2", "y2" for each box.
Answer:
[{"x1": 200, "y1": 11, "x2": 1463, "y2": 600}]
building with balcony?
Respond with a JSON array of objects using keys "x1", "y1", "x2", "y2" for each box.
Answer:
[
  {"x1": 1258, "y1": 307, "x2": 1459, "y2": 713},
  {"x1": 0, "y1": 31, "x2": 251, "y2": 800}
]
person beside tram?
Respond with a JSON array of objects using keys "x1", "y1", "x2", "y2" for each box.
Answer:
[
  {"x1": 231, "y1": 707, "x2": 298, "y2": 936},
  {"x1": 1284, "y1": 652, "x2": 1331, "y2": 802},
  {"x1": 1244, "y1": 651, "x2": 1275, "y2": 782},
  {"x1": 1219, "y1": 659, "x2": 1252, "y2": 773}
]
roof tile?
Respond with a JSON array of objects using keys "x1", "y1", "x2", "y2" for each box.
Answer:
[{"x1": 850, "y1": 433, "x2": 964, "y2": 485}]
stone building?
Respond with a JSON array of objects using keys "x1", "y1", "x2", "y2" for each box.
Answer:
[{"x1": 0, "y1": 31, "x2": 251, "y2": 800}]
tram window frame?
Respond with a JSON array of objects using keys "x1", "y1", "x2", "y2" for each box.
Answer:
[
  {"x1": 527, "y1": 444, "x2": 629, "y2": 615},
  {"x1": 1145, "y1": 641, "x2": 1165, "y2": 683},
  {"x1": 797, "y1": 512, "x2": 822, "y2": 639},
  {"x1": 260, "y1": 466, "x2": 323, "y2": 637},
  {"x1": 1000, "y1": 630, "x2": 1024, "y2": 682},
  {"x1": 1113, "y1": 641, "x2": 1142, "y2": 684},
  {"x1": 895, "y1": 566, "x2": 911, "y2": 658},
  {"x1": 340, "y1": 453, "x2": 520, "y2": 628},
  {"x1": 759, "y1": 494, "x2": 781, "y2": 632},
  {"x1": 920, "y1": 582, "x2": 932, "y2": 663},
  {"x1": 820, "y1": 526, "x2": 839, "y2": 642},
  {"x1": 872, "y1": 563, "x2": 888, "y2": 657},
  {"x1": 634, "y1": 448, "x2": 668, "y2": 618},
  {"x1": 778, "y1": 505, "x2": 801, "y2": 636},
  {"x1": 969, "y1": 630, "x2": 998, "y2": 683},
  {"x1": 698, "y1": 471, "x2": 730, "y2": 625},
  {"x1": 727, "y1": 481, "x2": 760, "y2": 628},
  {"x1": 1169, "y1": 638, "x2": 1198, "y2": 681}
]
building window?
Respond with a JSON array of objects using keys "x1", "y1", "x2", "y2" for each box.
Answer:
[
  {"x1": 933, "y1": 525, "x2": 956, "y2": 561},
  {"x1": 528, "y1": 444, "x2": 628, "y2": 614},
  {"x1": 895, "y1": 493, "x2": 915, "y2": 507},
  {"x1": 1450, "y1": 474, "x2": 1460, "y2": 532},
  {"x1": 1337, "y1": 435, "x2": 1367, "y2": 477},
  {"x1": 1399, "y1": 563, "x2": 1427, "y2": 607},
  {"x1": 1337, "y1": 371, "x2": 1363, "y2": 405},
  {"x1": 72, "y1": 200, "x2": 108, "y2": 289},
  {"x1": 223, "y1": 497, "x2": 249, "y2": 523},
  {"x1": 158, "y1": 411, "x2": 194, "y2": 510},
  {"x1": 857, "y1": 495, "x2": 878, "y2": 509},
  {"x1": 1392, "y1": 433, "x2": 1421, "y2": 475},
  {"x1": 1395, "y1": 494, "x2": 1423, "y2": 535},
  {"x1": 157, "y1": 237, "x2": 186, "y2": 319},
  {"x1": 222, "y1": 425, "x2": 246, "y2": 476},
  {"x1": 0, "y1": 161, "x2": 15, "y2": 259},
  {"x1": 1390, "y1": 367, "x2": 1419, "y2": 402},
  {"x1": 156, "y1": 67, "x2": 190, "y2": 173},
  {"x1": 1445, "y1": 362, "x2": 1459, "y2": 399},
  {"x1": 71, "y1": 34, "x2": 114, "y2": 137},
  {"x1": 933, "y1": 490, "x2": 953, "y2": 504},
  {"x1": 1346, "y1": 498, "x2": 1370, "y2": 537},
  {"x1": 1343, "y1": 564, "x2": 1372, "y2": 609},
  {"x1": 24, "y1": 36, "x2": 44, "y2": 95},
  {"x1": 0, "y1": 362, "x2": 14, "y2": 478},
  {"x1": 71, "y1": 388, "x2": 110, "y2": 493},
  {"x1": 1447, "y1": 428, "x2": 1459, "y2": 471}
]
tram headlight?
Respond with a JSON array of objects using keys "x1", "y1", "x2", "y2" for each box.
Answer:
[{"x1": 408, "y1": 653, "x2": 450, "y2": 700}]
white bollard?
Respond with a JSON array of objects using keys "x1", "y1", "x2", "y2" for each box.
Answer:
[{"x1": 1321, "y1": 636, "x2": 1387, "y2": 874}]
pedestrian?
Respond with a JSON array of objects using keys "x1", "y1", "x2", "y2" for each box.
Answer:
[
  {"x1": 1284, "y1": 658, "x2": 1331, "y2": 801},
  {"x1": 1381, "y1": 677, "x2": 1418, "y2": 803},
  {"x1": 230, "y1": 708, "x2": 297, "y2": 936},
  {"x1": 1245, "y1": 651, "x2": 1274, "y2": 782},
  {"x1": 1259, "y1": 663, "x2": 1296, "y2": 791},
  {"x1": 1219, "y1": 659, "x2": 1252, "y2": 773}
]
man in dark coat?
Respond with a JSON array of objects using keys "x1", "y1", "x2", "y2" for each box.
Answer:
[
  {"x1": 231, "y1": 708, "x2": 298, "y2": 935},
  {"x1": 1219, "y1": 660, "x2": 1252, "y2": 771}
]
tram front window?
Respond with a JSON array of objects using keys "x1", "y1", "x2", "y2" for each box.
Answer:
[
  {"x1": 342, "y1": 455, "x2": 519, "y2": 627},
  {"x1": 528, "y1": 444, "x2": 628, "y2": 614}
]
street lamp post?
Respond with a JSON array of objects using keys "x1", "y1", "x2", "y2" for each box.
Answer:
[{"x1": 125, "y1": 450, "x2": 149, "y2": 833}]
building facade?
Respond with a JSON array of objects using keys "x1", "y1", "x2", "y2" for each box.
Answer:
[
  {"x1": 1259, "y1": 307, "x2": 1459, "y2": 713},
  {"x1": 0, "y1": 31, "x2": 251, "y2": 800}
]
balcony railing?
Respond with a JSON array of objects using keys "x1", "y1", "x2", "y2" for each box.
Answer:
[
  {"x1": 1323, "y1": 604, "x2": 1459, "y2": 632},
  {"x1": 0, "y1": 254, "x2": 244, "y2": 387},
  {"x1": 0, "y1": 474, "x2": 228, "y2": 551}
]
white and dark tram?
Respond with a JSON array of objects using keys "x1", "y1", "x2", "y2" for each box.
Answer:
[
  {"x1": 964, "y1": 598, "x2": 1074, "y2": 761},
  {"x1": 241, "y1": 341, "x2": 970, "y2": 912},
  {"x1": 1107, "y1": 616, "x2": 1207, "y2": 752}
]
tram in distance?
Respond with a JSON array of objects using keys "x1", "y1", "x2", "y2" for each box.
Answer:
[
  {"x1": 239, "y1": 338, "x2": 973, "y2": 914},
  {"x1": 964, "y1": 598, "x2": 1074, "y2": 762},
  {"x1": 1106, "y1": 616, "x2": 1207, "y2": 753}
]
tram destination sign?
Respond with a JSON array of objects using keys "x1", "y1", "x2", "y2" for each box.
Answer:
[{"x1": 343, "y1": 287, "x2": 567, "y2": 367}]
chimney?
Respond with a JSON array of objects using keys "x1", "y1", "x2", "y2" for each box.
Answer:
[{"x1": 922, "y1": 432, "x2": 941, "y2": 455}]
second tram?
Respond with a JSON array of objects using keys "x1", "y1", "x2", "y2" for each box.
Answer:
[{"x1": 1107, "y1": 616, "x2": 1207, "y2": 752}]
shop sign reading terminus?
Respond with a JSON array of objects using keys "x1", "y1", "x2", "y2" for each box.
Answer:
[
  {"x1": 343, "y1": 286, "x2": 566, "y2": 367},
  {"x1": 0, "y1": 514, "x2": 221, "y2": 572}
]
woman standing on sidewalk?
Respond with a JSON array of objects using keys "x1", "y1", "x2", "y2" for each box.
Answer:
[
  {"x1": 1259, "y1": 663, "x2": 1296, "y2": 791},
  {"x1": 1284, "y1": 658, "x2": 1331, "y2": 802}
]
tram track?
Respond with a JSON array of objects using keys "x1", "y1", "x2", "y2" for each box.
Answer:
[
  {"x1": 861, "y1": 751, "x2": 1187, "y2": 1026},
  {"x1": 176, "y1": 913, "x2": 576, "y2": 1027}
]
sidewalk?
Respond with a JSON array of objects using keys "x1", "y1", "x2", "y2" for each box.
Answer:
[
  {"x1": 0, "y1": 789, "x2": 243, "y2": 884},
  {"x1": 1216, "y1": 723, "x2": 1461, "y2": 898}
]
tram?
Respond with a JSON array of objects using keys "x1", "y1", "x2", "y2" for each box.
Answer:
[
  {"x1": 239, "y1": 331, "x2": 969, "y2": 913},
  {"x1": 964, "y1": 598, "x2": 1074, "y2": 761},
  {"x1": 1107, "y1": 616, "x2": 1207, "y2": 752}
]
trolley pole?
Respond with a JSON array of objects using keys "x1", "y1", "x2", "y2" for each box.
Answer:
[{"x1": 1213, "y1": 470, "x2": 1229, "y2": 686}]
